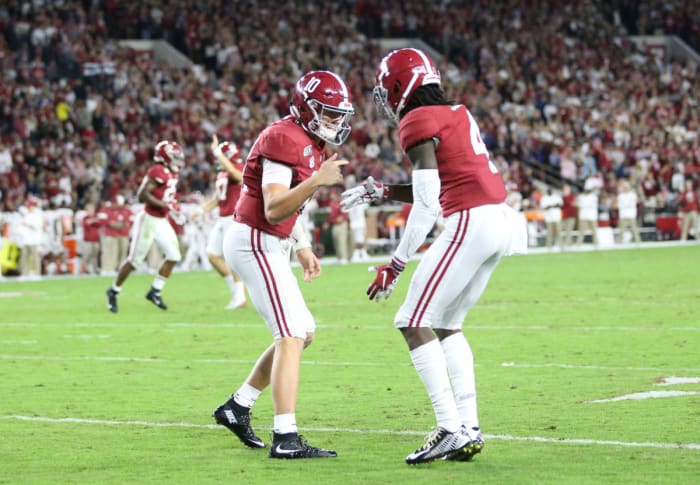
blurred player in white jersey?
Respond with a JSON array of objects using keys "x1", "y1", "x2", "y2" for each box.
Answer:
[
  {"x1": 342, "y1": 48, "x2": 526, "y2": 464},
  {"x1": 192, "y1": 135, "x2": 247, "y2": 309}
]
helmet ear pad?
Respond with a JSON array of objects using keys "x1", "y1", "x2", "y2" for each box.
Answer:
[{"x1": 392, "y1": 80, "x2": 403, "y2": 96}]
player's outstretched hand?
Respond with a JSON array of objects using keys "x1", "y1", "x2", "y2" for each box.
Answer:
[
  {"x1": 314, "y1": 153, "x2": 349, "y2": 187},
  {"x1": 367, "y1": 257, "x2": 405, "y2": 302},
  {"x1": 341, "y1": 176, "x2": 387, "y2": 212}
]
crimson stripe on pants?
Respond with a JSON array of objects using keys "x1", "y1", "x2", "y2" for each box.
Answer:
[
  {"x1": 408, "y1": 209, "x2": 470, "y2": 327},
  {"x1": 250, "y1": 228, "x2": 290, "y2": 337}
]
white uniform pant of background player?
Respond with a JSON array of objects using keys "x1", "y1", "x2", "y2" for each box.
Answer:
[
  {"x1": 395, "y1": 203, "x2": 521, "y2": 329},
  {"x1": 182, "y1": 220, "x2": 209, "y2": 270},
  {"x1": 206, "y1": 216, "x2": 232, "y2": 256},
  {"x1": 223, "y1": 221, "x2": 315, "y2": 340},
  {"x1": 127, "y1": 211, "x2": 182, "y2": 267}
]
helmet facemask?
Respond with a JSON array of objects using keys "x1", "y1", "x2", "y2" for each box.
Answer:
[
  {"x1": 306, "y1": 99, "x2": 353, "y2": 146},
  {"x1": 373, "y1": 84, "x2": 398, "y2": 124},
  {"x1": 166, "y1": 145, "x2": 185, "y2": 172}
]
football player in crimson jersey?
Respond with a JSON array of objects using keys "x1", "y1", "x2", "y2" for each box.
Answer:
[
  {"x1": 105, "y1": 140, "x2": 185, "y2": 313},
  {"x1": 212, "y1": 70, "x2": 352, "y2": 459},
  {"x1": 341, "y1": 48, "x2": 527, "y2": 464},
  {"x1": 191, "y1": 134, "x2": 247, "y2": 309}
]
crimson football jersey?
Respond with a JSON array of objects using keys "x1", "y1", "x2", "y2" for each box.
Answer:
[
  {"x1": 215, "y1": 166, "x2": 244, "y2": 218},
  {"x1": 235, "y1": 116, "x2": 326, "y2": 238},
  {"x1": 102, "y1": 206, "x2": 133, "y2": 237},
  {"x1": 399, "y1": 105, "x2": 506, "y2": 216},
  {"x1": 142, "y1": 164, "x2": 179, "y2": 218}
]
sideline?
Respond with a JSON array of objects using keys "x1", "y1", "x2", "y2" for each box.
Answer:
[{"x1": 0, "y1": 239, "x2": 697, "y2": 283}]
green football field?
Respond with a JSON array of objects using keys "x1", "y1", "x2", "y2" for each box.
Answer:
[{"x1": 1, "y1": 245, "x2": 699, "y2": 484}]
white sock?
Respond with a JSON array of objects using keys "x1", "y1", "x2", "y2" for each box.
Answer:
[
  {"x1": 152, "y1": 275, "x2": 167, "y2": 291},
  {"x1": 273, "y1": 413, "x2": 297, "y2": 435},
  {"x1": 224, "y1": 275, "x2": 236, "y2": 294},
  {"x1": 409, "y1": 339, "x2": 461, "y2": 433},
  {"x1": 234, "y1": 281, "x2": 245, "y2": 299},
  {"x1": 233, "y1": 382, "x2": 261, "y2": 408},
  {"x1": 440, "y1": 332, "x2": 479, "y2": 430},
  {"x1": 111, "y1": 284, "x2": 121, "y2": 293}
]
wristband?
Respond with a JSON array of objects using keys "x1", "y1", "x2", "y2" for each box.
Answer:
[
  {"x1": 290, "y1": 218, "x2": 311, "y2": 252},
  {"x1": 390, "y1": 256, "x2": 405, "y2": 272},
  {"x1": 293, "y1": 239, "x2": 312, "y2": 252}
]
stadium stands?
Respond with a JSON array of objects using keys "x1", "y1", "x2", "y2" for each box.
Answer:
[{"x1": 0, "y1": 0, "x2": 698, "y2": 276}]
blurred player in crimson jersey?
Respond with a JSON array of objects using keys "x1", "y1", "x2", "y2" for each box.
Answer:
[
  {"x1": 105, "y1": 140, "x2": 185, "y2": 313},
  {"x1": 192, "y1": 134, "x2": 247, "y2": 309},
  {"x1": 212, "y1": 70, "x2": 352, "y2": 459},
  {"x1": 341, "y1": 48, "x2": 527, "y2": 464}
]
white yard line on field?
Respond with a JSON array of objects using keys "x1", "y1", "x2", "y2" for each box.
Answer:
[
  {"x1": 0, "y1": 322, "x2": 698, "y2": 332},
  {"x1": 657, "y1": 376, "x2": 700, "y2": 385},
  {"x1": 2, "y1": 354, "x2": 699, "y2": 372},
  {"x1": 500, "y1": 362, "x2": 700, "y2": 372},
  {"x1": 0, "y1": 354, "x2": 400, "y2": 366},
  {"x1": 2, "y1": 415, "x2": 699, "y2": 451},
  {"x1": 589, "y1": 390, "x2": 700, "y2": 403}
]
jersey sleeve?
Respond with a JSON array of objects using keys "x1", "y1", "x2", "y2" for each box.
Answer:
[
  {"x1": 398, "y1": 109, "x2": 441, "y2": 152},
  {"x1": 147, "y1": 164, "x2": 168, "y2": 184},
  {"x1": 258, "y1": 129, "x2": 301, "y2": 167}
]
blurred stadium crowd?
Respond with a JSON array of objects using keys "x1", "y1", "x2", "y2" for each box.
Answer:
[{"x1": 1, "y1": 0, "x2": 699, "y2": 278}]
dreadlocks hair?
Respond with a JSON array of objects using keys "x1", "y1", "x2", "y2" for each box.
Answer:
[{"x1": 400, "y1": 84, "x2": 454, "y2": 119}]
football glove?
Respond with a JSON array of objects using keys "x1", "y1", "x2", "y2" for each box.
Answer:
[
  {"x1": 168, "y1": 201, "x2": 186, "y2": 225},
  {"x1": 367, "y1": 257, "x2": 405, "y2": 302},
  {"x1": 340, "y1": 176, "x2": 387, "y2": 211}
]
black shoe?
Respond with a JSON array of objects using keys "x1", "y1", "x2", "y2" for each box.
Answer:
[
  {"x1": 443, "y1": 427, "x2": 485, "y2": 462},
  {"x1": 145, "y1": 288, "x2": 167, "y2": 310},
  {"x1": 106, "y1": 288, "x2": 118, "y2": 313},
  {"x1": 269, "y1": 432, "x2": 337, "y2": 459},
  {"x1": 405, "y1": 426, "x2": 470, "y2": 464},
  {"x1": 212, "y1": 398, "x2": 265, "y2": 448}
]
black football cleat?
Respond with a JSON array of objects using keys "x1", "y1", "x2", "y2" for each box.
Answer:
[
  {"x1": 212, "y1": 398, "x2": 265, "y2": 448},
  {"x1": 269, "y1": 432, "x2": 337, "y2": 459},
  {"x1": 145, "y1": 288, "x2": 167, "y2": 310},
  {"x1": 106, "y1": 288, "x2": 118, "y2": 313}
]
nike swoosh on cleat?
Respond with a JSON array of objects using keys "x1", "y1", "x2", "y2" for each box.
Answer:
[{"x1": 273, "y1": 445, "x2": 299, "y2": 455}]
